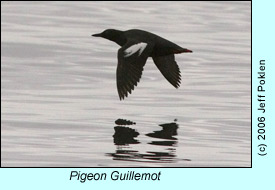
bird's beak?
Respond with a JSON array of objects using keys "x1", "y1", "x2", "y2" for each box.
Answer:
[
  {"x1": 184, "y1": 49, "x2": 193, "y2": 53},
  {"x1": 92, "y1": 33, "x2": 102, "y2": 37}
]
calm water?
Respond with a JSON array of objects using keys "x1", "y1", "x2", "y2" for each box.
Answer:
[{"x1": 1, "y1": 2, "x2": 251, "y2": 167}]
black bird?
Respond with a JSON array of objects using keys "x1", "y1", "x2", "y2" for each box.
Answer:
[{"x1": 92, "y1": 29, "x2": 192, "y2": 100}]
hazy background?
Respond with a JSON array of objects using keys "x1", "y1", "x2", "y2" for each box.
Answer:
[{"x1": 1, "y1": 1, "x2": 251, "y2": 167}]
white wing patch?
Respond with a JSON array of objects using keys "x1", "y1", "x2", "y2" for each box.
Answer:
[{"x1": 124, "y1": 42, "x2": 147, "y2": 57}]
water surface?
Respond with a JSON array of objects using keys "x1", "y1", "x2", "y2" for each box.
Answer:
[{"x1": 1, "y1": 1, "x2": 251, "y2": 167}]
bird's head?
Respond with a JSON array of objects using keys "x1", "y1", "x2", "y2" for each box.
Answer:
[{"x1": 92, "y1": 29, "x2": 123, "y2": 43}]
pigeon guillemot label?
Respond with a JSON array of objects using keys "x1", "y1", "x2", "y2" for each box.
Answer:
[{"x1": 92, "y1": 29, "x2": 192, "y2": 100}]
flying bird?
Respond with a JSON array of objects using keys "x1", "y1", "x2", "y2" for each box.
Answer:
[{"x1": 92, "y1": 29, "x2": 192, "y2": 100}]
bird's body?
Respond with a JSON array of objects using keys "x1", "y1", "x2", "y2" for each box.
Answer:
[
  {"x1": 92, "y1": 29, "x2": 192, "y2": 100},
  {"x1": 125, "y1": 29, "x2": 188, "y2": 57}
]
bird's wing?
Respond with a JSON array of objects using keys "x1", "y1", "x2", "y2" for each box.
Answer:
[
  {"x1": 117, "y1": 39, "x2": 153, "y2": 100},
  {"x1": 152, "y1": 54, "x2": 181, "y2": 88}
]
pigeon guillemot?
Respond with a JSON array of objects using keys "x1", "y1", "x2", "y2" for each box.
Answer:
[{"x1": 92, "y1": 29, "x2": 192, "y2": 100}]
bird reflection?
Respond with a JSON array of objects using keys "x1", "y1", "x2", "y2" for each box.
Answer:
[
  {"x1": 115, "y1": 118, "x2": 136, "y2": 125},
  {"x1": 147, "y1": 121, "x2": 178, "y2": 139},
  {"x1": 107, "y1": 149, "x2": 176, "y2": 163},
  {"x1": 106, "y1": 119, "x2": 183, "y2": 163},
  {"x1": 113, "y1": 126, "x2": 140, "y2": 145},
  {"x1": 148, "y1": 141, "x2": 177, "y2": 146}
]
